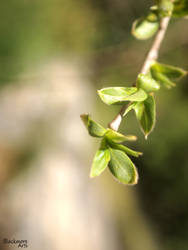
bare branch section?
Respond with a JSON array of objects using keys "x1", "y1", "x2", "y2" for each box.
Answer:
[
  {"x1": 108, "y1": 16, "x2": 171, "y2": 131},
  {"x1": 140, "y1": 17, "x2": 170, "y2": 74}
]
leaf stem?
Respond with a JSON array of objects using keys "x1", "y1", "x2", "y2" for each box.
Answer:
[{"x1": 108, "y1": 16, "x2": 171, "y2": 131}]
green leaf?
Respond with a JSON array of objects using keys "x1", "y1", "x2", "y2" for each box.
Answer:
[
  {"x1": 150, "y1": 62, "x2": 187, "y2": 89},
  {"x1": 173, "y1": 0, "x2": 188, "y2": 17},
  {"x1": 80, "y1": 114, "x2": 106, "y2": 137},
  {"x1": 105, "y1": 128, "x2": 137, "y2": 143},
  {"x1": 136, "y1": 73, "x2": 160, "y2": 92},
  {"x1": 132, "y1": 14, "x2": 159, "y2": 40},
  {"x1": 108, "y1": 148, "x2": 138, "y2": 185},
  {"x1": 107, "y1": 140, "x2": 142, "y2": 158},
  {"x1": 151, "y1": 62, "x2": 187, "y2": 79},
  {"x1": 134, "y1": 95, "x2": 156, "y2": 139},
  {"x1": 98, "y1": 87, "x2": 147, "y2": 105},
  {"x1": 90, "y1": 149, "x2": 111, "y2": 177},
  {"x1": 158, "y1": 0, "x2": 174, "y2": 16},
  {"x1": 150, "y1": 70, "x2": 176, "y2": 89}
]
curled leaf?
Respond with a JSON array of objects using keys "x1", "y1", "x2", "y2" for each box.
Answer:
[
  {"x1": 108, "y1": 148, "x2": 138, "y2": 185},
  {"x1": 136, "y1": 73, "x2": 160, "y2": 92},
  {"x1": 90, "y1": 149, "x2": 110, "y2": 177},
  {"x1": 134, "y1": 95, "x2": 156, "y2": 139},
  {"x1": 80, "y1": 114, "x2": 106, "y2": 137},
  {"x1": 105, "y1": 128, "x2": 137, "y2": 143},
  {"x1": 132, "y1": 13, "x2": 159, "y2": 40},
  {"x1": 98, "y1": 87, "x2": 147, "y2": 105}
]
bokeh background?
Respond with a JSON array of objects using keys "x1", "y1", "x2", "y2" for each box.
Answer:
[{"x1": 0, "y1": 0, "x2": 188, "y2": 250}]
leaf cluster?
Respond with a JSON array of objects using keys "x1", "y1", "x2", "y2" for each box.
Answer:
[
  {"x1": 97, "y1": 62, "x2": 186, "y2": 139},
  {"x1": 81, "y1": 114, "x2": 141, "y2": 184},
  {"x1": 80, "y1": 0, "x2": 187, "y2": 185},
  {"x1": 132, "y1": 0, "x2": 188, "y2": 40}
]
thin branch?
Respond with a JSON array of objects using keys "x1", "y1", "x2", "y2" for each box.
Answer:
[
  {"x1": 140, "y1": 16, "x2": 170, "y2": 74},
  {"x1": 108, "y1": 16, "x2": 171, "y2": 131}
]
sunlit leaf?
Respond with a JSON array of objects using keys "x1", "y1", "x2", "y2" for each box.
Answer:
[
  {"x1": 132, "y1": 14, "x2": 159, "y2": 40},
  {"x1": 108, "y1": 148, "x2": 138, "y2": 185},
  {"x1": 134, "y1": 95, "x2": 156, "y2": 139},
  {"x1": 105, "y1": 129, "x2": 137, "y2": 143},
  {"x1": 90, "y1": 149, "x2": 110, "y2": 177},
  {"x1": 80, "y1": 114, "x2": 106, "y2": 137},
  {"x1": 98, "y1": 87, "x2": 147, "y2": 105},
  {"x1": 136, "y1": 73, "x2": 160, "y2": 92}
]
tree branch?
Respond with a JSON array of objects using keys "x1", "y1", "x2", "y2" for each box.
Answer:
[{"x1": 108, "y1": 16, "x2": 171, "y2": 131}]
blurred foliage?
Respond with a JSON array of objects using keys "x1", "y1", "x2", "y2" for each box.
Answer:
[{"x1": 0, "y1": 0, "x2": 188, "y2": 250}]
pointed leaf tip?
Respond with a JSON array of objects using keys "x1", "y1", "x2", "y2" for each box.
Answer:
[
  {"x1": 107, "y1": 140, "x2": 143, "y2": 158},
  {"x1": 105, "y1": 129, "x2": 137, "y2": 143},
  {"x1": 134, "y1": 95, "x2": 156, "y2": 138},
  {"x1": 80, "y1": 113, "x2": 89, "y2": 127},
  {"x1": 150, "y1": 62, "x2": 187, "y2": 89}
]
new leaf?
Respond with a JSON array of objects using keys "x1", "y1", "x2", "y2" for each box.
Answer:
[
  {"x1": 90, "y1": 149, "x2": 110, "y2": 177},
  {"x1": 132, "y1": 11, "x2": 159, "y2": 40},
  {"x1": 105, "y1": 129, "x2": 137, "y2": 143},
  {"x1": 80, "y1": 114, "x2": 106, "y2": 137},
  {"x1": 136, "y1": 73, "x2": 160, "y2": 92},
  {"x1": 134, "y1": 95, "x2": 156, "y2": 139},
  {"x1": 98, "y1": 87, "x2": 147, "y2": 105},
  {"x1": 150, "y1": 62, "x2": 187, "y2": 89},
  {"x1": 109, "y1": 148, "x2": 138, "y2": 185}
]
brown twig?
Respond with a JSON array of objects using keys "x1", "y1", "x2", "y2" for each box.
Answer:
[{"x1": 108, "y1": 16, "x2": 171, "y2": 131}]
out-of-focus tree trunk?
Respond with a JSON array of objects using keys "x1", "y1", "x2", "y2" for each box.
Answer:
[{"x1": 0, "y1": 59, "x2": 161, "y2": 250}]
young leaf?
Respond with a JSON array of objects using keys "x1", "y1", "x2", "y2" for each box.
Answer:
[
  {"x1": 132, "y1": 14, "x2": 159, "y2": 40},
  {"x1": 151, "y1": 62, "x2": 187, "y2": 79},
  {"x1": 80, "y1": 114, "x2": 106, "y2": 137},
  {"x1": 134, "y1": 95, "x2": 156, "y2": 139},
  {"x1": 90, "y1": 149, "x2": 111, "y2": 178},
  {"x1": 158, "y1": 0, "x2": 174, "y2": 17},
  {"x1": 108, "y1": 148, "x2": 138, "y2": 185},
  {"x1": 136, "y1": 73, "x2": 160, "y2": 92},
  {"x1": 98, "y1": 87, "x2": 147, "y2": 105},
  {"x1": 150, "y1": 70, "x2": 176, "y2": 89},
  {"x1": 107, "y1": 140, "x2": 142, "y2": 158},
  {"x1": 105, "y1": 128, "x2": 137, "y2": 143},
  {"x1": 150, "y1": 62, "x2": 187, "y2": 89}
]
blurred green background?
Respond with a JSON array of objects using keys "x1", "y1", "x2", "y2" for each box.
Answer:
[{"x1": 0, "y1": 1, "x2": 188, "y2": 250}]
